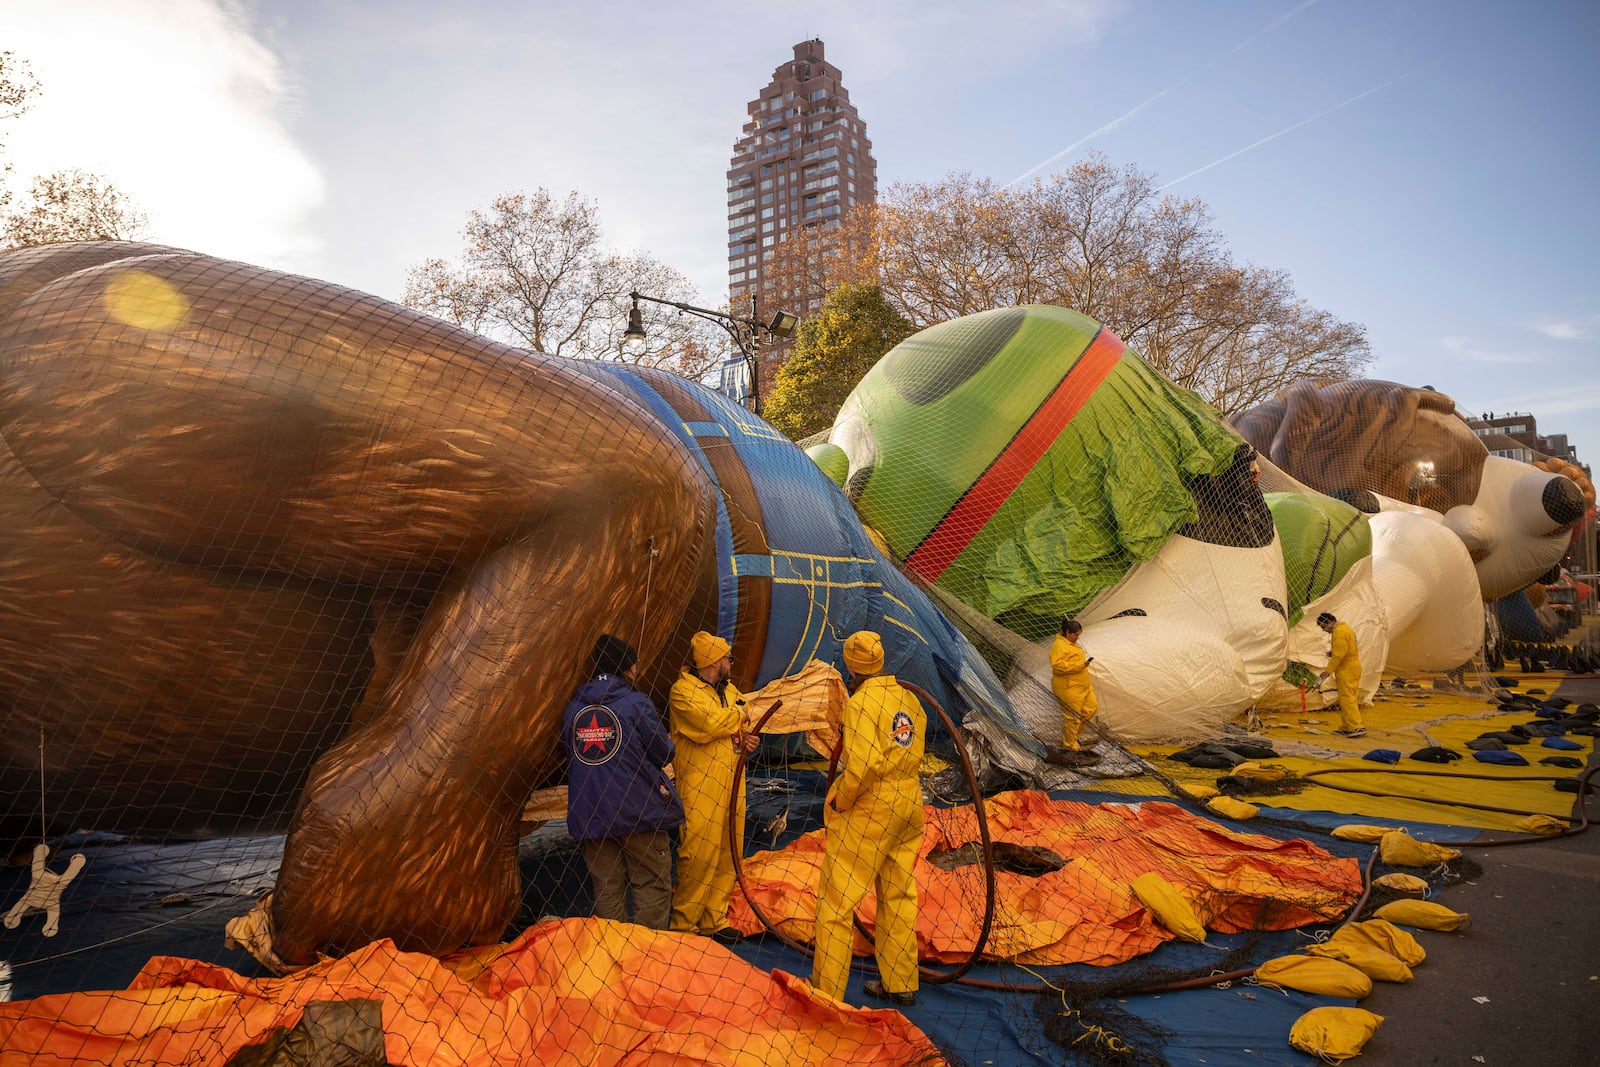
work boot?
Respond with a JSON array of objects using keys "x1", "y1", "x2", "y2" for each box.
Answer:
[
  {"x1": 1043, "y1": 745, "x2": 1101, "y2": 768},
  {"x1": 863, "y1": 979, "x2": 915, "y2": 1006}
]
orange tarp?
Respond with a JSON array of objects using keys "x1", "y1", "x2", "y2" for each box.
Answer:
[
  {"x1": 730, "y1": 791, "x2": 1362, "y2": 966},
  {"x1": 0, "y1": 918, "x2": 943, "y2": 1067}
]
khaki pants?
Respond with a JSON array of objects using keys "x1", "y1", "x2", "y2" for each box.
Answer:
[{"x1": 583, "y1": 830, "x2": 674, "y2": 930}]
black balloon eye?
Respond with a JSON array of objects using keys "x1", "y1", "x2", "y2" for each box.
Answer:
[
  {"x1": 1261, "y1": 598, "x2": 1285, "y2": 617},
  {"x1": 1109, "y1": 608, "x2": 1147, "y2": 618}
]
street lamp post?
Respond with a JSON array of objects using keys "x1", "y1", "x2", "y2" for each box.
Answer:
[{"x1": 621, "y1": 290, "x2": 798, "y2": 415}]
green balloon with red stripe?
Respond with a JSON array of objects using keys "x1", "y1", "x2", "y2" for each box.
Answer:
[{"x1": 819, "y1": 305, "x2": 1245, "y2": 641}]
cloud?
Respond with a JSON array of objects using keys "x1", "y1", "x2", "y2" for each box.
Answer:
[
  {"x1": 1529, "y1": 318, "x2": 1592, "y2": 341},
  {"x1": 1, "y1": 0, "x2": 323, "y2": 267},
  {"x1": 1438, "y1": 335, "x2": 1523, "y2": 364}
]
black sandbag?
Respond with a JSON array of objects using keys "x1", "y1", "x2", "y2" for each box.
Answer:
[
  {"x1": 1188, "y1": 752, "x2": 1245, "y2": 770},
  {"x1": 1221, "y1": 741, "x2": 1277, "y2": 760},
  {"x1": 1476, "y1": 731, "x2": 1529, "y2": 746}
]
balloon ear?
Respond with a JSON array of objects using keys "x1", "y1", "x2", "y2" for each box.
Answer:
[{"x1": 1328, "y1": 488, "x2": 1381, "y2": 514}]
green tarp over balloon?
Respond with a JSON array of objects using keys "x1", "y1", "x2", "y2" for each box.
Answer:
[{"x1": 822, "y1": 306, "x2": 1244, "y2": 640}]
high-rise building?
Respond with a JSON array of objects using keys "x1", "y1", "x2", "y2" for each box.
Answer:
[{"x1": 725, "y1": 39, "x2": 877, "y2": 380}]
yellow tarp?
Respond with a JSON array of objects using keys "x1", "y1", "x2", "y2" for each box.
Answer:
[
  {"x1": 1100, "y1": 683, "x2": 1593, "y2": 832},
  {"x1": 0, "y1": 919, "x2": 944, "y2": 1067}
]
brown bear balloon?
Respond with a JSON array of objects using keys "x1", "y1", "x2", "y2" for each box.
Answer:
[{"x1": 0, "y1": 242, "x2": 719, "y2": 966}]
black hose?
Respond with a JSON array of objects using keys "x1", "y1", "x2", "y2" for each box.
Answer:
[{"x1": 727, "y1": 679, "x2": 999, "y2": 986}]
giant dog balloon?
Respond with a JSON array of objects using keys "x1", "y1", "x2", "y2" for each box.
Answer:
[{"x1": 0, "y1": 242, "x2": 1019, "y2": 966}]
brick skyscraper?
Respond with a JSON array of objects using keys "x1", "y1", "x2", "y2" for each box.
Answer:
[{"x1": 725, "y1": 39, "x2": 877, "y2": 388}]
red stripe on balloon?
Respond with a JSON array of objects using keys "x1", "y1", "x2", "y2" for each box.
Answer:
[{"x1": 906, "y1": 328, "x2": 1126, "y2": 582}]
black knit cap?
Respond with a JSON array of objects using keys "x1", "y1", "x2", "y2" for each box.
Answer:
[{"x1": 592, "y1": 634, "x2": 639, "y2": 677}]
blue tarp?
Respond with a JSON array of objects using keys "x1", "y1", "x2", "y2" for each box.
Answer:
[{"x1": 0, "y1": 777, "x2": 1471, "y2": 1065}]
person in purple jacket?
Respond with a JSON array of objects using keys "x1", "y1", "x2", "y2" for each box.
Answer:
[{"x1": 562, "y1": 634, "x2": 685, "y2": 929}]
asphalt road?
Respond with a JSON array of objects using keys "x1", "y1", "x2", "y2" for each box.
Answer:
[{"x1": 1357, "y1": 674, "x2": 1599, "y2": 1066}]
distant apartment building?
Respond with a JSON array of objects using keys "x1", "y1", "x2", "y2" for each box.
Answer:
[
  {"x1": 725, "y1": 39, "x2": 877, "y2": 391},
  {"x1": 1466, "y1": 410, "x2": 1583, "y2": 468}
]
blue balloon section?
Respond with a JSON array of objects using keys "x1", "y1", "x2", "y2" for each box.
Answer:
[
  {"x1": 582, "y1": 363, "x2": 1028, "y2": 747},
  {"x1": 1492, "y1": 590, "x2": 1543, "y2": 643}
]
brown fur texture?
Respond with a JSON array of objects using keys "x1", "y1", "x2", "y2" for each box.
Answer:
[
  {"x1": 1230, "y1": 379, "x2": 1487, "y2": 513},
  {"x1": 0, "y1": 243, "x2": 717, "y2": 964}
]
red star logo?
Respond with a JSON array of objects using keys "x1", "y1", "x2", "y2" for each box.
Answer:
[{"x1": 581, "y1": 710, "x2": 609, "y2": 754}]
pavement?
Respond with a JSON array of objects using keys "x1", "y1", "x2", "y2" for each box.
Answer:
[{"x1": 1356, "y1": 671, "x2": 1599, "y2": 1067}]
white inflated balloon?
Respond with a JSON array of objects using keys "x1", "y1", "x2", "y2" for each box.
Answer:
[
  {"x1": 1014, "y1": 535, "x2": 1289, "y2": 743},
  {"x1": 1449, "y1": 455, "x2": 1577, "y2": 600},
  {"x1": 1370, "y1": 510, "x2": 1483, "y2": 669},
  {"x1": 1255, "y1": 557, "x2": 1390, "y2": 712}
]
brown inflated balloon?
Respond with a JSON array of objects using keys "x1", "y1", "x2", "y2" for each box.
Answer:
[
  {"x1": 1231, "y1": 378, "x2": 1487, "y2": 513},
  {"x1": 0, "y1": 242, "x2": 715, "y2": 963}
]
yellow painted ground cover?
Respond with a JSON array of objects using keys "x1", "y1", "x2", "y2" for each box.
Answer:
[{"x1": 1093, "y1": 678, "x2": 1592, "y2": 833}]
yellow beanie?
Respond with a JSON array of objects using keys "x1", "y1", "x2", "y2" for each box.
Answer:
[
  {"x1": 843, "y1": 630, "x2": 884, "y2": 676},
  {"x1": 690, "y1": 631, "x2": 732, "y2": 670}
]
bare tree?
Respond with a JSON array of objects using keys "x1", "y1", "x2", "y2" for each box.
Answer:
[
  {"x1": 2, "y1": 168, "x2": 150, "y2": 248},
  {"x1": 817, "y1": 154, "x2": 1370, "y2": 416},
  {"x1": 404, "y1": 189, "x2": 721, "y2": 378},
  {"x1": 761, "y1": 201, "x2": 878, "y2": 315},
  {"x1": 0, "y1": 51, "x2": 42, "y2": 214}
]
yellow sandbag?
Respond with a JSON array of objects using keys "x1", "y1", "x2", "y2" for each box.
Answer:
[
  {"x1": 1289, "y1": 1006, "x2": 1385, "y2": 1062},
  {"x1": 1331, "y1": 920, "x2": 1425, "y2": 967},
  {"x1": 1306, "y1": 940, "x2": 1413, "y2": 982},
  {"x1": 1372, "y1": 873, "x2": 1429, "y2": 896},
  {"x1": 1129, "y1": 872, "x2": 1208, "y2": 943},
  {"x1": 1371, "y1": 899, "x2": 1470, "y2": 931},
  {"x1": 1331, "y1": 824, "x2": 1394, "y2": 843},
  {"x1": 1206, "y1": 795, "x2": 1259, "y2": 820},
  {"x1": 1514, "y1": 814, "x2": 1567, "y2": 836},
  {"x1": 1254, "y1": 955, "x2": 1372, "y2": 999},
  {"x1": 1230, "y1": 762, "x2": 1289, "y2": 781},
  {"x1": 1179, "y1": 784, "x2": 1220, "y2": 801},
  {"x1": 1378, "y1": 830, "x2": 1460, "y2": 866}
]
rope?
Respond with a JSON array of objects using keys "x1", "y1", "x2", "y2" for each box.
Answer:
[
  {"x1": 38, "y1": 725, "x2": 47, "y2": 844},
  {"x1": 5, "y1": 893, "x2": 243, "y2": 970},
  {"x1": 727, "y1": 681, "x2": 999, "y2": 986},
  {"x1": 638, "y1": 535, "x2": 658, "y2": 652}
]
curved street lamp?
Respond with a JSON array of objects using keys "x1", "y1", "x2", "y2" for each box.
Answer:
[{"x1": 622, "y1": 290, "x2": 797, "y2": 414}]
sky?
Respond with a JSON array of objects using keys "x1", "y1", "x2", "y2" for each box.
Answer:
[{"x1": 4, "y1": 0, "x2": 1597, "y2": 464}]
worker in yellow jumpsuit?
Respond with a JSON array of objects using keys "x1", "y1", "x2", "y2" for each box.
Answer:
[
  {"x1": 811, "y1": 630, "x2": 926, "y2": 1007},
  {"x1": 668, "y1": 631, "x2": 758, "y2": 943},
  {"x1": 1316, "y1": 612, "x2": 1365, "y2": 738},
  {"x1": 1050, "y1": 617, "x2": 1098, "y2": 750}
]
